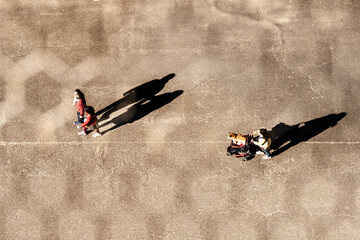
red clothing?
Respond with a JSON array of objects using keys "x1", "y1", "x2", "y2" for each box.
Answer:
[
  {"x1": 82, "y1": 113, "x2": 98, "y2": 128},
  {"x1": 75, "y1": 99, "x2": 85, "y2": 116},
  {"x1": 233, "y1": 140, "x2": 244, "y2": 147}
]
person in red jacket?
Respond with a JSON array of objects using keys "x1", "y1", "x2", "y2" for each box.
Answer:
[
  {"x1": 77, "y1": 106, "x2": 102, "y2": 137},
  {"x1": 73, "y1": 89, "x2": 86, "y2": 124}
]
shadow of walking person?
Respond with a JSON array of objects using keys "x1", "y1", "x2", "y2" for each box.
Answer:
[
  {"x1": 100, "y1": 90, "x2": 183, "y2": 135},
  {"x1": 269, "y1": 112, "x2": 347, "y2": 157},
  {"x1": 96, "y1": 73, "x2": 176, "y2": 122}
]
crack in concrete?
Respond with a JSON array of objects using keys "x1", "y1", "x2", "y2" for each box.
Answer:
[
  {"x1": 308, "y1": 212, "x2": 359, "y2": 221},
  {"x1": 297, "y1": 67, "x2": 325, "y2": 99}
]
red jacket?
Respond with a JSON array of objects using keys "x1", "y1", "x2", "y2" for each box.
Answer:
[
  {"x1": 75, "y1": 99, "x2": 85, "y2": 116},
  {"x1": 82, "y1": 113, "x2": 98, "y2": 128}
]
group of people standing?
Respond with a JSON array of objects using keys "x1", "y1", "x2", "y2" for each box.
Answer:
[
  {"x1": 73, "y1": 89, "x2": 102, "y2": 137},
  {"x1": 228, "y1": 127, "x2": 272, "y2": 160}
]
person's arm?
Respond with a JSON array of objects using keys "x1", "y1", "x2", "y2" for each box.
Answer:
[
  {"x1": 81, "y1": 114, "x2": 91, "y2": 128},
  {"x1": 253, "y1": 137, "x2": 265, "y2": 146},
  {"x1": 255, "y1": 138, "x2": 268, "y2": 148},
  {"x1": 262, "y1": 138, "x2": 271, "y2": 149}
]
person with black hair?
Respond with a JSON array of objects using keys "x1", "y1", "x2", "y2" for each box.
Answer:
[
  {"x1": 252, "y1": 127, "x2": 272, "y2": 159},
  {"x1": 77, "y1": 106, "x2": 102, "y2": 137},
  {"x1": 73, "y1": 89, "x2": 86, "y2": 124}
]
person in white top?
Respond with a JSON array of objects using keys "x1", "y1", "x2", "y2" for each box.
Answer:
[{"x1": 252, "y1": 128, "x2": 272, "y2": 159}]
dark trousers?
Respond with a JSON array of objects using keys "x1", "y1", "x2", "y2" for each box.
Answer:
[
  {"x1": 261, "y1": 148, "x2": 271, "y2": 158},
  {"x1": 77, "y1": 112, "x2": 84, "y2": 123}
]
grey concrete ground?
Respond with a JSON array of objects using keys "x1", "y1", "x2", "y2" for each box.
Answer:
[{"x1": 0, "y1": 0, "x2": 360, "y2": 239}]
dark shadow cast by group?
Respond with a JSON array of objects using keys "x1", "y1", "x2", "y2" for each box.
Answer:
[
  {"x1": 96, "y1": 73, "x2": 176, "y2": 122},
  {"x1": 95, "y1": 73, "x2": 183, "y2": 135},
  {"x1": 100, "y1": 90, "x2": 183, "y2": 135},
  {"x1": 269, "y1": 112, "x2": 347, "y2": 156}
]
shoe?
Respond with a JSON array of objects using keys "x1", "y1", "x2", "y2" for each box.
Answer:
[
  {"x1": 77, "y1": 125, "x2": 82, "y2": 129},
  {"x1": 74, "y1": 121, "x2": 80, "y2": 124},
  {"x1": 92, "y1": 133, "x2": 102, "y2": 138},
  {"x1": 263, "y1": 156, "x2": 272, "y2": 159},
  {"x1": 77, "y1": 131, "x2": 86, "y2": 136},
  {"x1": 256, "y1": 151, "x2": 263, "y2": 154}
]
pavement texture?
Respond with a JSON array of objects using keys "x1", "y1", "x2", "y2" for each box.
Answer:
[{"x1": 0, "y1": 0, "x2": 360, "y2": 239}]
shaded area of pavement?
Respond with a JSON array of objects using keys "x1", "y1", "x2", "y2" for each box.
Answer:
[
  {"x1": 96, "y1": 73, "x2": 176, "y2": 119},
  {"x1": 100, "y1": 90, "x2": 183, "y2": 135},
  {"x1": 270, "y1": 112, "x2": 347, "y2": 156}
]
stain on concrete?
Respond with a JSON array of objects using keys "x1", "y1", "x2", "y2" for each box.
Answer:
[
  {"x1": 116, "y1": 0, "x2": 137, "y2": 26},
  {"x1": 174, "y1": 169, "x2": 194, "y2": 212},
  {"x1": 255, "y1": 217, "x2": 269, "y2": 240},
  {"x1": 259, "y1": 29, "x2": 280, "y2": 79},
  {"x1": 0, "y1": 146, "x2": 8, "y2": 166},
  {"x1": 25, "y1": 73, "x2": 62, "y2": 112},
  {"x1": 305, "y1": 216, "x2": 332, "y2": 239},
  {"x1": 0, "y1": 77, "x2": 5, "y2": 103},
  {"x1": 9, "y1": 2, "x2": 35, "y2": 24},
  {"x1": 118, "y1": 171, "x2": 140, "y2": 208},
  {"x1": 297, "y1": 0, "x2": 313, "y2": 19},
  {"x1": 213, "y1": 0, "x2": 262, "y2": 21},
  {"x1": 146, "y1": 213, "x2": 166, "y2": 240},
  {"x1": 228, "y1": 169, "x2": 255, "y2": 208},
  {"x1": 89, "y1": 16, "x2": 108, "y2": 56},
  {"x1": 39, "y1": 26, "x2": 48, "y2": 49},
  {"x1": 65, "y1": 166, "x2": 84, "y2": 209},
  {"x1": 11, "y1": 168, "x2": 30, "y2": 205},
  {"x1": 145, "y1": 27, "x2": 166, "y2": 50},
  {"x1": 169, "y1": 0, "x2": 194, "y2": 28},
  {"x1": 349, "y1": 0, "x2": 360, "y2": 31},
  {"x1": 8, "y1": 2, "x2": 47, "y2": 48},
  {"x1": 119, "y1": 0, "x2": 136, "y2": 13},
  {"x1": 40, "y1": 208, "x2": 59, "y2": 240},
  {"x1": 94, "y1": 215, "x2": 112, "y2": 240},
  {"x1": 334, "y1": 174, "x2": 358, "y2": 215},
  {"x1": 205, "y1": 24, "x2": 222, "y2": 47},
  {"x1": 1, "y1": 115, "x2": 38, "y2": 142},
  {"x1": 283, "y1": 172, "x2": 305, "y2": 214},
  {"x1": 58, "y1": 2, "x2": 79, "y2": 21},
  {"x1": 0, "y1": 205, "x2": 7, "y2": 239},
  {"x1": 316, "y1": 39, "x2": 334, "y2": 79},
  {"x1": 310, "y1": 144, "x2": 330, "y2": 169},
  {"x1": 201, "y1": 216, "x2": 219, "y2": 240},
  {"x1": 94, "y1": 145, "x2": 121, "y2": 172}
]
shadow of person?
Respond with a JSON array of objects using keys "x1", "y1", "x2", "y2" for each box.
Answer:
[
  {"x1": 100, "y1": 90, "x2": 183, "y2": 135},
  {"x1": 96, "y1": 73, "x2": 176, "y2": 121},
  {"x1": 269, "y1": 112, "x2": 347, "y2": 157}
]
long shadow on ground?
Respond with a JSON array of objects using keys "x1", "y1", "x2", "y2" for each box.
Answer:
[
  {"x1": 269, "y1": 112, "x2": 347, "y2": 157},
  {"x1": 96, "y1": 73, "x2": 176, "y2": 122},
  {"x1": 100, "y1": 90, "x2": 183, "y2": 135}
]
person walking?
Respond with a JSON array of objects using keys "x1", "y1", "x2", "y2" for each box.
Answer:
[
  {"x1": 77, "y1": 106, "x2": 102, "y2": 137},
  {"x1": 73, "y1": 89, "x2": 86, "y2": 124},
  {"x1": 252, "y1": 127, "x2": 272, "y2": 159}
]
